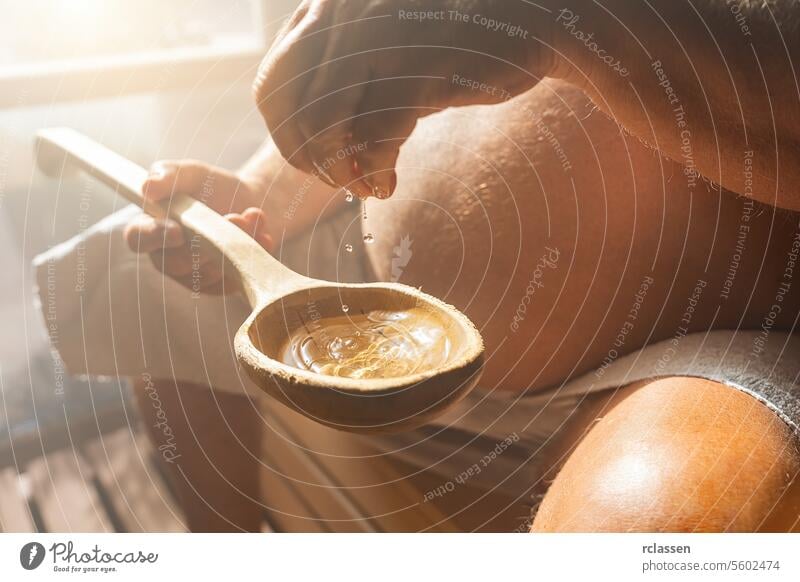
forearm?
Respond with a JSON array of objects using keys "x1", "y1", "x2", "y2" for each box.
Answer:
[
  {"x1": 547, "y1": 0, "x2": 800, "y2": 210},
  {"x1": 238, "y1": 138, "x2": 347, "y2": 240}
]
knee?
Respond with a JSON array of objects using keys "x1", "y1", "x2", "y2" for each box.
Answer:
[{"x1": 532, "y1": 377, "x2": 800, "y2": 532}]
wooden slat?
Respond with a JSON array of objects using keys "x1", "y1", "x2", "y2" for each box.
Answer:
[
  {"x1": 258, "y1": 402, "x2": 373, "y2": 532},
  {"x1": 259, "y1": 446, "x2": 328, "y2": 533},
  {"x1": 262, "y1": 400, "x2": 457, "y2": 532},
  {"x1": 0, "y1": 467, "x2": 35, "y2": 532},
  {"x1": 26, "y1": 448, "x2": 112, "y2": 532},
  {"x1": 384, "y1": 458, "x2": 533, "y2": 532},
  {"x1": 82, "y1": 429, "x2": 186, "y2": 532},
  {"x1": 343, "y1": 452, "x2": 459, "y2": 532},
  {"x1": 267, "y1": 403, "x2": 456, "y2": 532},
  {"x1": 265, "y1": 400, "x2": 534, "y2": 532},
  {"x1": 1, "y1": 382, "x2": 133, "y2": 470},
  {"x1": 259, "y1": 429, "x2": 371, "y2": 532}
]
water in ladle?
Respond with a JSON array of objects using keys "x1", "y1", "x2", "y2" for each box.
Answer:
[
  {"x1": 280, "y1": 308, "x2": 452, "y2": 380},
  {"x1": 279, "y1": 190, "x2": 450, "y2": 380}
]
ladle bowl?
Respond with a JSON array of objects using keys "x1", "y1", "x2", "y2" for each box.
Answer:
[{"x1": 35, "y1": 128, "x2": 484, "y2": 432}]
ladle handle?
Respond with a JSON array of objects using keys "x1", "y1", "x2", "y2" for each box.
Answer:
[{"x1": 35, "y1": 128, "x2": 308, "y2": 305}]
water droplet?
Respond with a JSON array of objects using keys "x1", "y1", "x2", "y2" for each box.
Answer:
[
  {"x1": 344, "y1": 243, "x2": 353, "y2": 253},
  {"x1": 372, "y1": 185, "x2": 390, "y2": 199},
  {"x1": 345, "y1": 191, "x2": 354, "y2": 202},
  {"x1": 363, "y1": 233, "x2": 374, "y2": 244},
  {"x1": 341, "y1": 304, "x2": 349, "y2": 313}
]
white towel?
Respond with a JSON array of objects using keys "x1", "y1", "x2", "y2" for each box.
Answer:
[{"x1": 33, "y1": 205, "x2": 254, "y2": 396}]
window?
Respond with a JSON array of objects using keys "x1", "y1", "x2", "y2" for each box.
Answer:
[{"x1": 0, "y1": 0, "x2": 298, "y2": 107}]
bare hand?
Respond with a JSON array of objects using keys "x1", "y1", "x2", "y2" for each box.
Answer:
[
  {"x1": 254, "y1": 0, "x2": 554, "y2": 198},
  {"x1": 123, "y1": 160, "x2": 273, "y2": 294}
]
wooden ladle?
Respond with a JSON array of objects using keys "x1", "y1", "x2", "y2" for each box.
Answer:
[{"x1": 35, "y1": 128, "x2": 484, "y2": 433}]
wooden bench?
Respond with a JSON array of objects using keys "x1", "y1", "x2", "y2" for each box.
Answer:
[
  {"x1": 258, "y1": 398, "x2": 531, "y2": 532},
  {"x1": 1, "y1": 385, "x2": 530, "y2": 532}
]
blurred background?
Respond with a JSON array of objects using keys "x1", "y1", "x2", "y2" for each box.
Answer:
[
  {"x1": 0, "y1": 0, "x2": 297, "y2": 531},
  {"x1": 0, "y1": 1, "x2": 528, "y2": 533}
]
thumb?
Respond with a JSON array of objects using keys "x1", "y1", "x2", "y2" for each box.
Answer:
[{"x1": 352, "y1": 107, "x2": 419, "y2": 199}]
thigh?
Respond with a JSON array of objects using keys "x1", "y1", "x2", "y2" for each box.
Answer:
[{"x1": 531, "y1": 377, "x2": 800, "y2": 532}]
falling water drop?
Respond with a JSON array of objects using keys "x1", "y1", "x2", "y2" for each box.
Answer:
[
  {"x1": 341, "y1": 304, "x2": 350, "y2": 313},
  {"x1": 345, "y1": 191, "x2": 354, "y2": 202},
  {"x1": 344, "y1": 243, "x2": 353, "y2": 253},
  {"x1": 363, "y1": 233, "x2": 375, "y2": 244}
]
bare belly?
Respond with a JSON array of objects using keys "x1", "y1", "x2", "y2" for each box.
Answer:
[{"x1": 364, "y1": 80, "x2": 800, "y2": 394}]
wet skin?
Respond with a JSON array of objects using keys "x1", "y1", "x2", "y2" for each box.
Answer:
[{"x1": 364, "y1": 80, "x2": 800, "y2": 531}]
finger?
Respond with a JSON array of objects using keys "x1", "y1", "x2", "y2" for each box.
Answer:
[
  {"x1": 140, "y1": 162, "x2": 173, "y2": 201},
  {"x1": 174, "y1": 273, "x2": 227, "y2": 295},
  {"x1": 294, "y1": 19, "x2": 373, "y2": 197},
  {"x1": 149, "y1": 245, "x2": 212, "y2": 279},
  {"x1": 241, "y1": 207, "x2": 268, "y2": 237},
  {"x1": 143, "y1": 160, "x2": 244, "y2": 214},
  {"x1": 254, "y1": 1, "x2": 331, "y2": 175},
  {"x1": 236, "y1": 207, "x2": 262, "y2": 228},
  {"x1": 351, "y1": 103, "x2": 421, "y2": 199},
  {"x1": 300, "y1": 79, "x2": 372, "y2": 199},
  {"x1": 123, "y1": 214, "x2": 184, "y2": 253},
  {"x1": 166, "y1": 266, "x2": 226, "y2": 295},
  {"x1": 225, "y1": 209, "x2": 274, "y2": 251},
  {"x1": 306, "y1": 134, "x2": 372, "y2": 199},
  {"x1": 241, "y1": 207, "x2": 274, "y2": 250}
]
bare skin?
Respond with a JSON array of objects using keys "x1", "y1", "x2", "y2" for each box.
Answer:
[
  {"x1": 532, "y1": 378, "x2": 800, "y2": 532},
  {"x1": 256, "y1": 0, "x2": 800, "y2": 210},
  {"x1": 125, "y1": 82, "x2": 800, "y2": 531},
  {"x1": 122, "y1": 146, "x2": 344, "y2": 292},
  {"x1": 366, "y1": 79, "x2": 799, "y2": 393},
  {"x1": 362, "y1": 80, "x2": 800, "y2": 530},
  {"x1": 122, "y1": 1, "x2": 800, "y2": 530}
]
